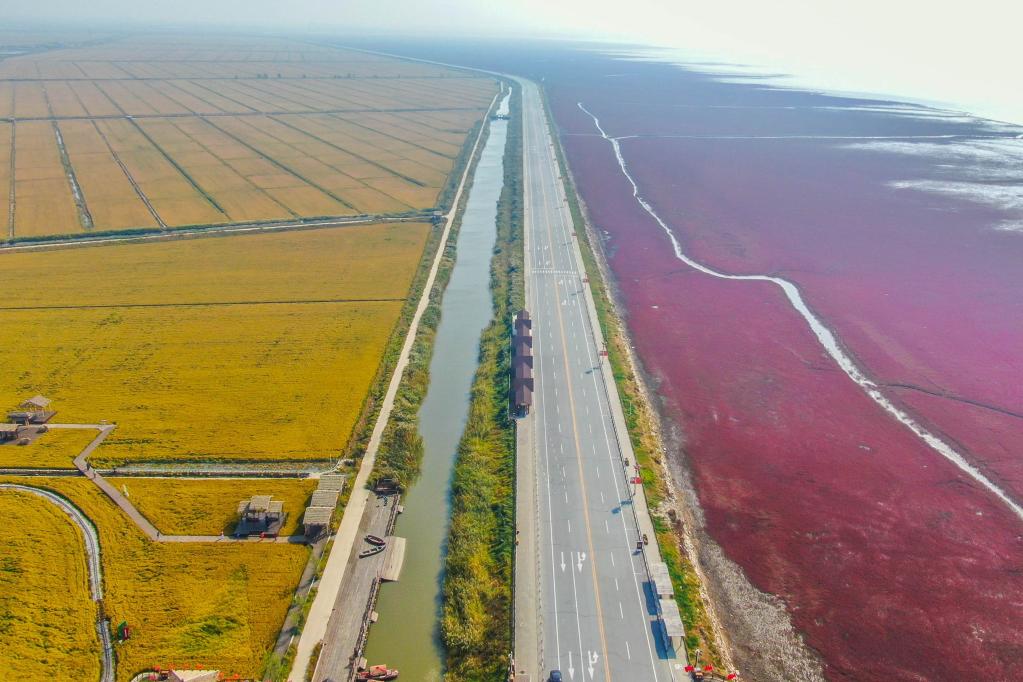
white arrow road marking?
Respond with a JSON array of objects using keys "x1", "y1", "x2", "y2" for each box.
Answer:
[
  {"x1": 588, "y1": 651, "x2": 599, "y2": 679},
  {"x1": 568, "y1": 651, "x2": 575, "y2": 680},
  {"x1": 577, "y1": 551, "x2": 586, "y2": 573},
  {"x1": 561, "y1": 551, "x2": 566, "y2": 572}
]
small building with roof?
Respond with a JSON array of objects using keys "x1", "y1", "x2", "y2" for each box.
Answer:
[
  {"x1": 511, "y1": 309, "x2": 534, "y2": 416},
  {"x1": 8, "y1": 395, "x2": 56, "y2": 425},
  {"x1": 513, "y1": 383, "x2": 533, "y2": 416},
  {"x1": 513, "y1": 353, "x2": 534, "y2": 376},
  {"x1": 302, "y1": 506, "x2": 334, "y2": 540},
  {"x1": 0, "y1": 424, "x2": 21, "y2": 442},
  {"x1": 649, "y1": 560, "x2": 674, "y2": 599},
  {"x1": 658, "y1": 597, "x2": 685, "y2": 652},
  {"x1": 316, "y1": 473, "x2": 346, "y2": 493},
  {"x1": 21, "y1": 396, "x2": 51, "y2": 411},
  {"x1": 514, "y1": 309, "x2": 532, "y2": 336},
  {"x1": 234, "y1": 494, "x2": 286, "y2": 537},
  {"x1": 310, "y1": 489, "x2": 339, "y2": 508}
]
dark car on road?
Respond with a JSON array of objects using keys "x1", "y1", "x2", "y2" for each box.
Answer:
[{"x1": 548, "y1": 672, "x2": 562, "y2": 682}]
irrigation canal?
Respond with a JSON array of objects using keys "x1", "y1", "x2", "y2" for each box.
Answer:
[{"x1": 362, "y1": 94, "x2": 509, "y2": 680}]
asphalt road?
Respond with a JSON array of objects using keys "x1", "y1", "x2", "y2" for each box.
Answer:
[{"x1": 519, "y1": 80, "x2": 675, "y2": 681}]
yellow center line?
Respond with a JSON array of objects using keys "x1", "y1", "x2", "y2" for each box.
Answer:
[{"x1": 533, "y1": 101, "x2": 614, "y2": 681}]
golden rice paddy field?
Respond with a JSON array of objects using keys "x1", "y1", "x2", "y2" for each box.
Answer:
[
  {"x1": 0, "y1": 35, "x2": 497, "y2": 238},
  {"x1": 0, "y1": 488, "x2": 101, "y2": 682},
  {"x1": 0, "y1": 477, "x2": 309, "y2": 681},
  {"x1": 0, "y1": 223, "x2": 430, "y2": 464},
  {"x1": 108, "y1": 477, "x2": 319, "y2": 536},
  {"x1": 0, "y1": 427, "x2": 99, "y2": 469}
]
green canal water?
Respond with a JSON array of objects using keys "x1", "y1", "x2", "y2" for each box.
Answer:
[{"x1": 362, "y1": 99, "x2": 509, "y2": 681}]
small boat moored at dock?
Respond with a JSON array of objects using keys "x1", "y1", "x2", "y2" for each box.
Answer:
[
  {"x1": 359, "y1": 545, "x2": 385, "y2": 559},
  {"x1": 356, "y1": 663, "x2": 399, "y2": 680},
  {"x1": 364, "y1": 534, "x2": 386, "y2": 546}
]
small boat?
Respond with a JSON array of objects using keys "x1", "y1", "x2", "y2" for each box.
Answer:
[
  {"x1": 364, "y1": 534, "x2": 386, "y2": 547},
  {"x1": 359, "y1": 545, "x2": 385, "y2": 558},
  {"x1": 357, "y1": 664, "x2": 399, "y2": 680}
]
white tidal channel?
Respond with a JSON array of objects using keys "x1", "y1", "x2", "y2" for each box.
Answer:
[{"x1": 578, "y1": 101, "x2": 1023, "y2": 523}]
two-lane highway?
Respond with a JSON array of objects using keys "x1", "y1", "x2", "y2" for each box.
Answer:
[{"x1": 519, "y1": 78, "x2": 675, "y2": 681}]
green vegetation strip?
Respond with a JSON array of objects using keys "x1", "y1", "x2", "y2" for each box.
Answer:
[
  {"x1": 442, "y1": 83, "x2": 522, "y2": 680},
  {"x1": 540, "y1": 89, "x2": 724, "y2": 665}
]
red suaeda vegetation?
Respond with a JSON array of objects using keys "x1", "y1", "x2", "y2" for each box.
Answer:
[{"x1": 545, "y1": 55, "x2": 1023, "y2": 680}]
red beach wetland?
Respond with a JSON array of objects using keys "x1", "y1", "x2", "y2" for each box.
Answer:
[{"x1": 545, "y1": 54, "x2": 1023, "y2": 679}]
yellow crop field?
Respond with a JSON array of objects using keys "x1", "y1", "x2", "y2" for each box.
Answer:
[
  {"x1": 41, "y1": 81, "x2": 88, "y2": 118},
  {"x1": 12, "y1": 120, "x2": 81, "y2": 237},
  {"x1": 12, "y1": 82, "x2": 49, "y2": 119},
  {"x1": 96, "y1": 80, "x2": 156, "y2": 116},
  {"x1": 96, "y1": 118, "x2": 227, "y2": 227},
  {"x1": 58, "y1": 120, "x2": 159, "y2": 231},
  {"x1": 0, "y1": 222, "x2": 428, "y2": 304},
  {"x1": 108, "y1": 477, "x2": 319, "y2": 536},
  {"x1": 0, "y1": 84, "x2": 11, "y2": 119},
  {"x1": 0, "y1": 477, "x2": 308, "y2": 681},
  {"x1": 138, "y1": 118, "x2": 292, "y2": 223},
  {"x1": 0, "y1": 489, "x2": 101, "y2": 682},
  {"x1": 0, "y1": 35, "x2": 496, "y2": 237},
  {"x1": 0, "y1": 302, "x2": 402, "y2": 465},
  {"x1": 0, "y1": 223, "x2": 429, "y2": 464},
  {"x1": 69, "y1": 81, "x2": 123, "y2": 117},
  {"x1": 0, "y1": 122, "x2": 10, "y2": 235},
  {"x1": 0, "y1": 428, "x2": 99, "y2": 469}
]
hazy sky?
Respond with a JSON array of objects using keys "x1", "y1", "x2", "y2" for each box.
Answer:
[{"x1": 5, "y1": 0, "x2": 1022, "y2": 124}]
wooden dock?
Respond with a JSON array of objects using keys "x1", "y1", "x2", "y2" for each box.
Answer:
[{"x1": 379, "y1": 536, "x2": 406, "y2": 582}]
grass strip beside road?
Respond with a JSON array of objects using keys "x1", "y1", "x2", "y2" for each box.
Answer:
[{"x1": 441, "y1": 82, "x2": 523, "y2": 680}]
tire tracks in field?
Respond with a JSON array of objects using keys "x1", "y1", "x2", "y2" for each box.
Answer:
[{"x1": 578, "y1": 101, "x2": 1023, "y2": 524}]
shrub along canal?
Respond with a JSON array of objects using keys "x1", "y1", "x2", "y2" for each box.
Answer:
[{"x1": 362, "y1": 95, "x2": 509, "y2": 680}]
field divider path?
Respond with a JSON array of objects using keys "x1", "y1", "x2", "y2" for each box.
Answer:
[
  {"x1": 51, "y1": 119, "x2": 94, "y2": 232},
  {"x1": 0, "y1": 483, "x2": 115, "y2": 682},
  {"x1": 289, "y1": 86, "x2": 501, "y2": 682},
  {"x1": 0, "y1": 213, "x2": 430, "y2": 252}
]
